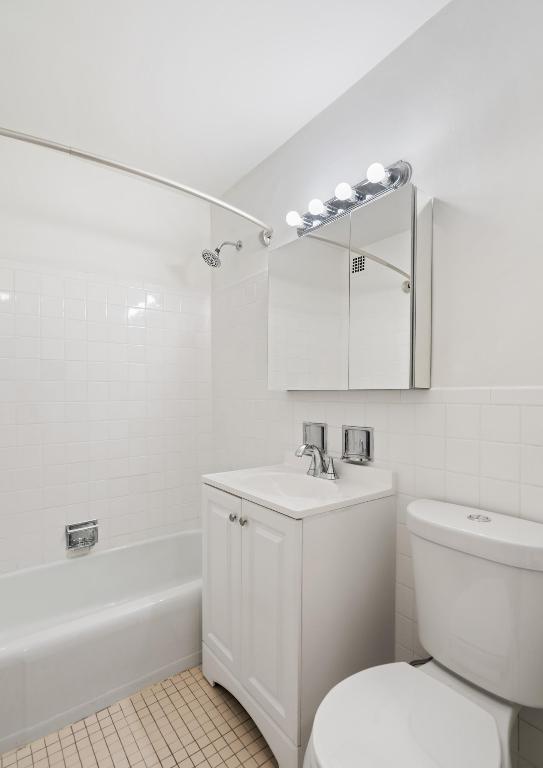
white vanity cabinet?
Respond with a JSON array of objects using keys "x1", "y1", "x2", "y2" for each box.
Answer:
[
  {"x1": 203, "y1": 487, "x2": 301, "y2": 743},
  {"x1": 240, "y1": 499, "x2": 302, "y2": 743},
  {"x1": 202, "y1": 486, "x2": 242, "y2": 674},
  {"x1": 202, "y1": 469, "x2": 396, "y2": 768}
]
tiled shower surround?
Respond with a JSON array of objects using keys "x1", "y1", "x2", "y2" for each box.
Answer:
[
  {"x1": 0, "y1": 259, "x2": 211, "y2": 573},
  {"x1": 212, "y1": 269, "x2": 543, "y2": 767}
]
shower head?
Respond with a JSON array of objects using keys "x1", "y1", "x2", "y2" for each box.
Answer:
[
  {"x1": 202, "y1": 248, "x2": 221, "y2": 268},
  {"x1": 201, "y1": 239, "x2": 242, "y2": 268}
]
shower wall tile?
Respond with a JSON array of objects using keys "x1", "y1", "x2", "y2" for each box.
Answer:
[{"x1": 0, "y1": 258, "x2": 211, "y2": 574}]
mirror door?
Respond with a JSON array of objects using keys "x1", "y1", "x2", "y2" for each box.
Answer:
[
  {"x1": 348, "y1": 183, "x2": 414, "y2": 389},
  {"x1": 268, "y1": 214, "x2": 350, "y2": 390}
]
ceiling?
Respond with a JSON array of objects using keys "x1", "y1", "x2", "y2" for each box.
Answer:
[{"x1": 0, "y1": 0, "x2": 450, "y2": 195}]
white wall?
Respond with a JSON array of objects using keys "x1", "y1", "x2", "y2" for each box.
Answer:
[
  {"x1": 0, "y1": 138, "x2": 212, "y2": 572},
  {"x1": 211, "y1": 1, "x2": 543, "y2": 764}
]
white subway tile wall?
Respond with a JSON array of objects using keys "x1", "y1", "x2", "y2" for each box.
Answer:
[
  {"x1": 0, "y1": 259, "x2": 211, "y2": 573},
  {"x1": 212, "y1": 270, "x2": 543, "y2": 767}
]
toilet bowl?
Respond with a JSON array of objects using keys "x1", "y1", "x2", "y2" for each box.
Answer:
[
  {"x1": 304, "y1": 499, "x2": 543, "y2": 768},
  {"x1": 303, "y1": 661, "x2": 518, "y2": 768}
]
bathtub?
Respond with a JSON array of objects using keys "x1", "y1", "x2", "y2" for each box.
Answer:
[{"x1": 0, "y1": 530, "x2": 202, "y2": 753}]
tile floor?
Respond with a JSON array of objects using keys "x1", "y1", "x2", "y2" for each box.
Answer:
[{"x1": 0, "y1": 667, "x2": 277, "y2": 768}]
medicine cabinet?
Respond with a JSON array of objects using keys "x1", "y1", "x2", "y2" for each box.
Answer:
[{"x1": 268, "y1": 183, "x2": 432, "y2": 390}]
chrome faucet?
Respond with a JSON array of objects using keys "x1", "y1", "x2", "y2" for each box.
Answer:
[{"x1": 295, "y1": 444, "x2": 338, "y2": 480}]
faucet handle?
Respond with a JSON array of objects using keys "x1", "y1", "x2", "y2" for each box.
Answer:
[{"x1": 323, "y1": 456, "x2": 338, "y2": 480}]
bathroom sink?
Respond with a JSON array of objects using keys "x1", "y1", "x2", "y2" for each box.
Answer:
[
  {"x1": 240, "y1": 471, "x2": 341, "y2": 501},
  {"x1": 202, "y1": 457, "x2": 394, "y2": 518}
]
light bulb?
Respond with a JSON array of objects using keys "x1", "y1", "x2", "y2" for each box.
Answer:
[
  {"x1": 366, "y1": 162, "x2": 387, "y2": 183},
  {"x1": 308, "y1": 198, "x2": 325, "y2": 216},
  {"x1": 335, "y1": 182, "x2": 353, "y2": 201},
  {"x1": 285, "y1": 210, "x2": 303, "y2": 227}
]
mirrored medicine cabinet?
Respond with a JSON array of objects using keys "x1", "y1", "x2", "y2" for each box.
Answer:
[{"x1": 268, "y1": 183, "x2": 432, "y2": 390}]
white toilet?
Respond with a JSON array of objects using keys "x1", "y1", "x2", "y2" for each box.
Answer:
[{"x1": 304, "y1": 498, "x2": 543, "y2": 768}]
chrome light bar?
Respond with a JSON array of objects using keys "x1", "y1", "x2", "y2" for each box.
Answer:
[{"x1": 289, "y1": 160, "x2": 412, "y2": 237}]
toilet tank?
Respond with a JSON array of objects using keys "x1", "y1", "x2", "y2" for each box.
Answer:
[{"x1": 407, "y1": 499, "x2": 543, "y2": 707}]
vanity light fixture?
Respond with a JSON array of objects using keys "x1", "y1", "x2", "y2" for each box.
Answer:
[
  {"x1": 366, "y1": 162, "x2": 388, "y2": 184},
  {"x1": 287, "y1": 159, "x2": 412, "y2": 236},
  {"x1": 308, "y1": 198, "x2": 326, "y2": 216},
  {"x1": 285, "y1": 210, "x2": 304, "y2": 227},
  {"x1": 334, "y1": 182, "x2": 355, "y2": 201}
]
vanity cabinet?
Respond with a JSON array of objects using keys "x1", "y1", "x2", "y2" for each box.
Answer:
[
  {"x1": 240, "y1": 499, "x2": 301, "y2": 742},
  {"x1": 203, "y1": 487, "x2": 301, "y2": 742},
  {"x1": 202, "y1": 487, "x2": 241, "y2": 673},
  {"x1": 202, "y1": 481, "x2": 396, "y2": 768}
]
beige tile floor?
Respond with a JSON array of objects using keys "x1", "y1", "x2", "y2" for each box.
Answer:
[{"x1": 0, "y1": 667, "x2": 277, "y2": 768}]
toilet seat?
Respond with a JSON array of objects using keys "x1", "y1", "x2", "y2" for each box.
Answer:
[{"x1": 308, "y1": 662, "x2": 502, "y2": 768}]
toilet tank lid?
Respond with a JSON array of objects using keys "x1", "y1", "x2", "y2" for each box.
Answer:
[{"x1": 407, "y1": 499, "x2": 543, "y2": 571}]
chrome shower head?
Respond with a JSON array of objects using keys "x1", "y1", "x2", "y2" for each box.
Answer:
[
  {"x1": 201, "y1": 239, "x2": 242, "y2": 268},
  {"x1": 202, "y1": 248, "x2": 221, "y2": 268}
]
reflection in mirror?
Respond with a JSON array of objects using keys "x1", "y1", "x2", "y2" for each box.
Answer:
[
  {"x1": 268, "y1": 214, "x2": 350, "y2": 390},
  {"x1": 267, "y1": 181, "x2": 431, "y2": 391},
  {"x1": 348, "y1": 183, "x2": 414, "y2": 389}
]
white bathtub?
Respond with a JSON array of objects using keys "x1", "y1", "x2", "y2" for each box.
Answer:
[{"x1": 0, "y1": 531, "x2": 202, "y2": 753}]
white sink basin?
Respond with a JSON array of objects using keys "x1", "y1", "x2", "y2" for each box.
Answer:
[
  {"x1": 202, "y1": 458, "x2": 394, "y2": 518},
  {"x1": 241, "y1": 471, "x2": 341, "y2": 502}
]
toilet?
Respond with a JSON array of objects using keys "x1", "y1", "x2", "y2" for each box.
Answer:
[{"x1": 304, "y1": 499, "x2": 543, "y2": 768}]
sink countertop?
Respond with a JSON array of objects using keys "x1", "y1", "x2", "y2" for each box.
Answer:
[{"x1": 202, "y1": 454, "x2": 394, "y2": 519}]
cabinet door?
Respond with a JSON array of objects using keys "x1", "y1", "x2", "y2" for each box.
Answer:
[
  {"x1": 202, "y1": 485, "x2": 242, "y2": 675},
  {"x1": 240, "y1": 500, "x2": 302, "y2": 744}
]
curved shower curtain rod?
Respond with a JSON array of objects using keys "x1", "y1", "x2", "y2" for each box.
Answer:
[
  {"x1": 308, "y1": 234, "x2": 411, "y2": 280},
  {"x1": 0, "y1": 126, "x2": 273, "y2": 246}
]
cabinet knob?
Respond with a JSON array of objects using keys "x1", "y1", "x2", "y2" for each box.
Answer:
[
  {"x1": 239, "y1": 517, "x2": 248, "y2": 526},
  {"x1": 229, "y1": 513, "x2": 238, "y2": 523}
]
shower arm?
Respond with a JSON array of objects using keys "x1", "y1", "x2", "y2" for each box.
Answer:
[{"x1": 0, "y1": 125, "x2": 273, "y2": 246}]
